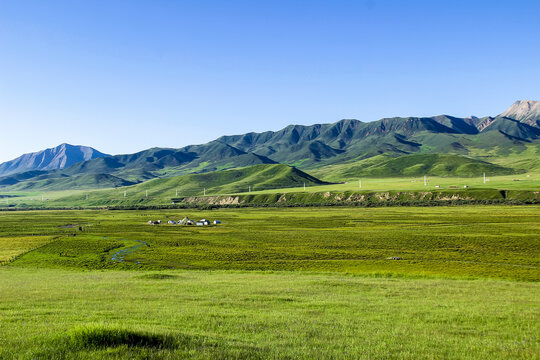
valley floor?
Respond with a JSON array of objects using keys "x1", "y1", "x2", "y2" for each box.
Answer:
[{"x1": 0, "y1": 206, "x2": 538, "y2": 359}]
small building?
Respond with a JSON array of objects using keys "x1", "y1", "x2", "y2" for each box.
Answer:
[
  {"x1": 435, "y1": 185, "x2": 440, "y2": 188},
  {"x1": 186, "y1": 220, "x2": 194, "y2": 225},
  {"x1": 147, "y1": 220, "x2": 153, "y2": 224},
  {"x1": 463, "y1": 185, "x2": 469, "y2": 188},
  {"x1": 197, "y1": 219, "x2": 210, "y2": 226},
  {"x1": 167, "y1": 220, "x2": 177, "y2": 225},
  {"x1": 213, "y1": 220, "x2": 221, "y2": 225}
]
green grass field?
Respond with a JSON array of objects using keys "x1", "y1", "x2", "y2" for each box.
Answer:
[
  {"x1": 2, "y1": 206, "x2": 539, "y2": 280},
  {"x1": 1, "y1": 268, "x2": 538, "y2": 359},
  {"x1": 0, "y1": 206, "x2": 539, "y2": 358},
  {"x1": 246, "y1": 172, "x2": 540, "y2": 194}
]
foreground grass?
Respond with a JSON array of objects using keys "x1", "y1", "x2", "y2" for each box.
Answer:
[
  {"x1": 0, "y1": 268, "x2": 538, "y2": 359},
  {"x1": 2, "y1": 206, "x2": 539, "y2": 280}
]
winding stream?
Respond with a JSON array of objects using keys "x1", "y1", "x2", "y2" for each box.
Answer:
[{"x1": 110, "y1": 239, "x2": 148, "y2": 262}]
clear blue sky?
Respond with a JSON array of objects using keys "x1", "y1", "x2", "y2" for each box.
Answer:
[{"x1": 0, "y1": 0, "x2": 539, "y2": 162}]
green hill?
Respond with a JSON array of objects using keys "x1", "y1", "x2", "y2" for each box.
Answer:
[
  {"x1": 312, "y1": 154, "x2": 519, "y2": 180},
  {"x1": 135, "y1": 164, "x2": 327, "y2": 197},
  {"x1": 51, "y1": 164, "x2": 328, "y2": 206},
  {"x1": 3, "y1": 173, "x2": 136, "y2": 191}
]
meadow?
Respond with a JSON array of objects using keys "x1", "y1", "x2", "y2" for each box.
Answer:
[
  {"x1": 0, "y1": 206, "x2": 538, "y2": 358},
  {"x1": 246, "y1": 172, "x2": 540, "y2": 194},
  {"x1": 1, "y1": 206, "x2": 538, "y2": 280}
]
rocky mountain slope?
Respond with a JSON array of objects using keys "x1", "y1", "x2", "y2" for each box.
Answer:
[
  {"x1": 0, "y1": 143, "x2": 110, "y2": 177},
  {"x1": 500, "y1": 100, "x2": 540, "y2": 127}
]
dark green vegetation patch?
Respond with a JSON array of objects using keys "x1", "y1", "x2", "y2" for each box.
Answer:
[
  {"x1": 135, "y1": 273, "x2": 178, "y2": 280},
  {"x1": 68, "y1": 324, "x2": 176, "y2": 349}
]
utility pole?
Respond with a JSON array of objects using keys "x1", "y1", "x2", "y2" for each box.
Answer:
[
  {"x1": 124, "y1": 191, "x2": 126, "y2": 197},
  {"x1": 359, "y1": 180, "x2": 362, "y2": 189},
  {"x1": 483, "y1": 172, "x2": 486, "y2": 184},
  {"x1": 42, "y1": 195, "x2": 44, "y2": 201},
  {"x1": 203, "y1": 188, "x2": 206, "y2": 196},
  {"x1": 175, "y1": 188, "x2": 178, "y2": 197},
  {"x1": 146, "y1": 190, "x2": 148, "y2": 198},
  {"x1": 86, "y1": 193, "x2": 88, "y2": 201},
  {"x1": 424, "y1": 175, "x2": 427, "y2": 186},
  {"x1": 304, "y1": 182, "x2": 306, "y2": 191},
  {"x1": 249, "y1": 186, "x2": 251, "y2": 193}
]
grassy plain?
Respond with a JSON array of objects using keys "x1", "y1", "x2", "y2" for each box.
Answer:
[
  {"x1": 0, "y1": 206, "x2": 538, "y2": 359},
  {"x1": 246, "y1": 172, "x2": 540, "y2": 194},
  {"x1": 1, "y1": 206, "x2": 538, "y2": 280}
]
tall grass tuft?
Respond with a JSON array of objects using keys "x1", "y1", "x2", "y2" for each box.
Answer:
[
  {"x1": 68, "y1": 324, "x2": 175, "y2": 349},
  {"x1": 135, "y1": 273, "x2": 177, "y2": 280}
]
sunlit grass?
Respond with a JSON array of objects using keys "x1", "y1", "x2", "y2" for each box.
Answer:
[
  {"x1": 0, "y1": 268, "x2": 538, "y2": 359},
  {"x1": 0, "y1": 235, "x2": 55, "y2": 264},
  {"x1": 241, "y1": 172, "x2": 540, "y2": 195}
]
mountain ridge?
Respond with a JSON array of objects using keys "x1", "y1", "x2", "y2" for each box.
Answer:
[{"x1": 0, "y1": 143, "x2": 110, "y2": 177}]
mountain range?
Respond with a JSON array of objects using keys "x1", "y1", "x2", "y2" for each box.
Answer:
[{"x1": 0, "y1": 100, "x2": 538, "y2": 191}]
